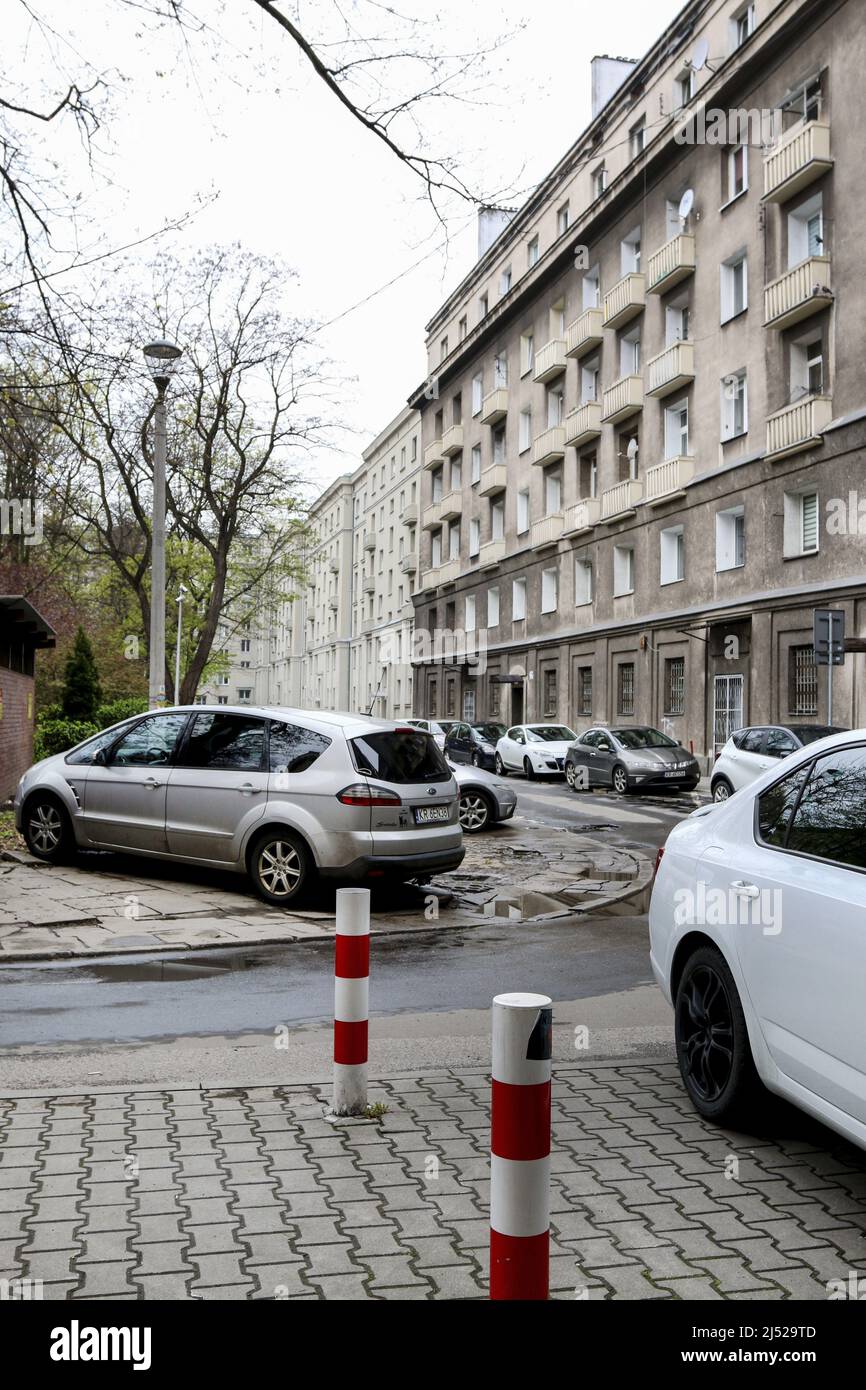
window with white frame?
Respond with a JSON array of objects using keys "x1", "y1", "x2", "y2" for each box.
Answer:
[
  {"x1": 791, "y1": 334, "x2": 825, "y2": 400},
  {"x1": 721, "y1": 369, "x2": 748, "y2": 439},
  {"x1": 432, "y1": 466, "x2": 444, "y2": 502},
  {"x1": 629, "y1": 117, "x2": 646, "y2": 158},
  {"x1": 512, "y1": 577, "x2": 527, "y2": 621},
  {"x1": 726, "y1": 144, "x2": 748, "y2": 201},
  {"x1": 675, "y1": 67, "x2": 696, "y2": 108},
  {"x1": 544, "y1": 467, "x2": 562, "y2": 515},
  {"x1": 557, "y1": 202, "x2": 570, "y2": 235},
  {"x1": 549, "y1": 298, "x2": 566, "y2": 339},
  {"x1": 731, "y1": 2, "x2": 755, "y2": 50},
  {"x1": 478, "y1": 291, "x2": 489, "y2": 320},
  {"x1": 621, "y1": 226, "x2": 642, "y2": 275},
  {"x1": 660, "y1": 525, "x2": 685, "y2": 584},
  {"x1": 541, "y1": 567, "x2": 559, "y2": 614},
  {"x1": 472, "y1": 373, "x2": 484, "y2": 415},
  {"x1": 493, "y1": 426, "x2": 506, "y2": 465},
  {"x1": 787, "y1": 192, "x2": 824, "y2": 268},
  {"x1": 613, "y1": 545, "x2": 635, "y2": 596},
  {"x1": 783, "y1": 490, "x2": 819, "y2": 556},
  {"x1": 450, "y1": 456, "x2": 462, "y2": 490},
  {"x1": 431, "y1": 530, "x2": 442, "y2": 567},
  {"x1": 499, "y1": 266, "x2": 513, "y2": 296},
  {"x1": 469, "y1": 517, "x2": 480, "y2": 556},
  {"x1": 664, "y1": 400, "x2": 689, "y2": 458},
  {"x1": 491, "y1": 496, "x2": 505, "y2": 540},
  {"x1": 440, "y1": 336, "x2": 449, "y2": 362},
  {"x1": 519, "y1": 407, "x2": 532, "y2": 452},
  {"x1": 665, "y1": 299, "x2": 690, "y2": 344},
  {"x1": 527, "y1": 236, "x2": 540, "y2": 268},
  {"x1": 448, "y1": 521, "x2": 460, "y2": 560},
  {"x1": 593, "y1": 164, "x2": 607, "y2": 199},
  {"x1": 620, "y1": 327, "x2": 641, "y2": 376},
  {"x1": 574, "y1": 558, "x2": 593, "y2": 605},
  {"x1": 465, "y1": 594, "x2": 476, "y2": 631},
  {"x1": 458, "y1": 315, "x2": 468, "y2": 341},
  {"x1": 487, "y1": 586, "x2": 500, "y2": 627},
  {"x1": 583, "y1": 264, "x2": 601, "y2": 309},
  {"x1": 581, "y1": 356, "x2": 600, "y2": 402},
  {"x1": 494, "y1": 350, "x2": 508, "y2": 388},
  {"x1": 520, "y1": 332, "x2": 534, "y2": 375},
  {"x1": 547, "y1": 384, "x2": 564, "y2": 427},
  {"x1": 470, "y1": 444, "x2": 482, "y2": 483},
  {"x1": 721, "y1": 251, "x2": 748, "y2": 321},
  {"x1": 516, "y1": 489, "x2": 530, "y2": 535},
  {"x1": 716, "y1": 506, "x2": 746, "y2": 571}
]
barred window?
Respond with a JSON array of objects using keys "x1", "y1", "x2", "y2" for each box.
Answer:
[
  {"x1": 543, "y1": 669, "x2": 558, "y2": 717},
  {"x1": 617, "y1": 663, "x2": 635, "y2": 717},
  {"x1": 665, "y1": 657, "x2": 685, "y2": 716},
  {"x1": 789, "y1": 645, "x2": 818, "y2": 716},
  {"x1": 429, "y1": 678, "x2": 438, "y2": 717},
  {"x1": 578, "y1": 667, "x2": 593, "y2": 717}
]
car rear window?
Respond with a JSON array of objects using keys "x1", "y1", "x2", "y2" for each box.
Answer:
[
  {"x1": 350, "y1": 730, "x2": 451, "y2": 783},
  {"x1": 789, "y1": 725, "x2": 847, "y2": 745}
]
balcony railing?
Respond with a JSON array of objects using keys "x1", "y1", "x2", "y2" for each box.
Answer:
[
  {"x1": 647, "y1": 234, "x2": 695, "y2": 294},
  {"x1": 601, "y1": 478, "x2": 643, "y2": 520},
  {"x1": 533, "y1": 338, "x2": 567, "y2": 383},
  {"x1": 362, "y1": 576, "x2": 376, "y2": 594},
  {"x1": 565, "y1": 306, "x2": 603, "y2": 358},
  {"x1": 479, "y1": 388, "x2": 508, "y2": 425},
  {"x1": 530, "y1": 513, "x2": 564, "y2": 549},
  {"x1": 437, "y1": 558, "x2": 461, "y2": 585},
  {"x1": 363, "y1": 530, "x2": 376, "y2": 551},
  {"x1": 328, "y1": 556, "x2": 340, "y2": 572},
  {"x1": 399, "y1": 552, "x2": 417, "y2": 573},
  {"x1": 645, "y1": 456, "x2": 695, "y2": 505},
  {"x1": 422, "y1": 491, "x2": 462, "y2": 529},
  {"x1": 601, "y1": 375, "x2": 643, "y2": 424},
  {"x1": 766, "y1": 394, "x2": 833, "y2": 459},
  {"x1": 602, "y1": 272, "x2": 645, "y2": 330},
  {"x1": 562, "y1": 498, "x2": 602, "y2": 534},
  {"x1": 764, "y1": 120, "x2": 832, "y2": 203},
  {"x1": 764, "y1": 256, "x2": 832, "y2": 330},
  {"x1": 441, "y1": 423, "x2": 464, "y2": 457},
  {"x1": 478, "y1": 463, "x2": 508, "y2": 496},
  {"x1": 646, "y1": 341, "x2": 695, "y2": 399},
  {"x1": 479, "y1": 538, "x2": 506, "y2": 568},
  {"x1": 423, "y1": 439, "x2": 444, "y2": 469},
  {"x1": 532, "y1": 425, "x2": 566, "y2": 465},
  {"x1": 400, "y1": 501, "x2": 418, "y2": 526},
  {"x1": 564, "y1": 401, "x2": 602, "y2": 447}
]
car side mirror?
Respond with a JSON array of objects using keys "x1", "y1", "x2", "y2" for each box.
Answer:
[{"x1": 92, "y1": 748, "x2": 108, "y2": 766}]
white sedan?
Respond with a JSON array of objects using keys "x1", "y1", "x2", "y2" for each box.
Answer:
[
  {"x1": 650, "y1": 729, "x2": 866, "y2": 1150},
  {"x1": 494, "y1": 723, "x2": 577, "y2": 780},
  {"x1": 710, "y1": 722, "x2": 843, "y2": 801}
]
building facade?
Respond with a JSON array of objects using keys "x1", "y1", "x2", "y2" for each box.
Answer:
[{"x1": 408, "y1": 0, "x2": 866, "y2": 764}]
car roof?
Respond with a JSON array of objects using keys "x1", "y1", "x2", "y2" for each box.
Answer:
[{"x1": 144, "y1": 705, "x2": 406, "y2": 737}]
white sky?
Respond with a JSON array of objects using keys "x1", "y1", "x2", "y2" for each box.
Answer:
[{"x1": 9, "y1": 0, "x2": 686, "y2": 497}]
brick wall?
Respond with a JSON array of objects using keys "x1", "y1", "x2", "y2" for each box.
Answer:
[{"x1": 0, "y1": 668, "x2": 35, "y2": 802}]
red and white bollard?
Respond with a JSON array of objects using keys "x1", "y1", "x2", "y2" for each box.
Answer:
[
  {"x1": 489, "y1": 991, "x2": 552, "y2": 1300},
  {"x1": 332, "y1": 887, "x2": 370, "y2": 1116}
]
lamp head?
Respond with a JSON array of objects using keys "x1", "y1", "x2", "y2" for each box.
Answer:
[{"x1": 143, "y1": 339, "x2": 182, "y2": 389}]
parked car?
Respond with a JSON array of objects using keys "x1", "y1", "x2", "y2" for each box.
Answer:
[
  {"x1": 405, "y1": 718, "x2": 452, "y2": 749},
  {"x1": 444, "y1": 721, "x2": 506, "y2": 770},
  {"x1": 13, "y1": 706, "x2": 464, "y2": 905},
  {"x1": 710, "y1": 723, "x2": 846, "y2": 802},
  {"x1": 650, "y1": 729, "x2": 866, "y2": 1149},
  {"x1": 448, "y1": 760, "x2": 517, "y2": 832},
  {"x1": 565, "y1": 725, "x2": 700, "y2": 795},
  {"x1": 494, "y1": 724, "x2": 577, "y2": 779}
]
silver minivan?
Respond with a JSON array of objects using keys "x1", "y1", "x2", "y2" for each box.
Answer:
[{"x1": 13, "y1": 706, "x2": 464, "y2": 904}]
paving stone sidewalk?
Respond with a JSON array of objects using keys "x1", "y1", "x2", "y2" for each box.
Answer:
[{"x1": 2, "y1": 1061, "x2": 865, "y2": 1300}]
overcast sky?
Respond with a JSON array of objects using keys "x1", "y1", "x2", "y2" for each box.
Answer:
[{"x1": 12, "y1": 0, "x2": 686, "y2": 497}]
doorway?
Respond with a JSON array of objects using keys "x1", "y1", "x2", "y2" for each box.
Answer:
[
  {"x1": 713, "y1": 674, "x2": 744, "y2": 754},
  {"x1": 510, "y1": 683, "x2": 524, "y2": 726}
]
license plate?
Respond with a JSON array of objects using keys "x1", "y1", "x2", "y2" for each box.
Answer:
[
  {"x1": 414, "y1": 805, "x2": 449, "y2": 824},
  {"x1": 664, "y1": 771, "x2": 684, "y2": 779}
]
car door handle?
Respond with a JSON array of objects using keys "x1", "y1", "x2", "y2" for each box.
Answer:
[
  {"x1": 239, "y1": 783, "x2": 257, "y2": 795},
  {"x1": 731, "y1": 880, "x2": 760, "y2": 899},
  {"x1": 142, "y1": 777, "x2": 161, "y2": 790}
]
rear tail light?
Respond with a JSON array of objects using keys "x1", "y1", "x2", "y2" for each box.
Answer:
[
  {"x1": 337, "y1": 783, "x2": 403, "y2": 807},
  {"x1": 653, "y1": 847, "x2": 665, "y2": 879}
]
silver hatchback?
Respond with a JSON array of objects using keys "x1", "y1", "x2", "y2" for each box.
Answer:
[{"x1": 13, "y1": 706, "x2": 464, "y2": 904}]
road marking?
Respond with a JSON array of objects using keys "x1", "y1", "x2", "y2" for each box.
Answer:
[{"x1": 513, "y1": 791, "x2": 667, "y2": 826}]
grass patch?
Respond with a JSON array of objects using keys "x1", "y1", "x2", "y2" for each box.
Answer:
[
  {"x1": 363, "y1": 1102, "x2": 389, "y2": 1120},
  {"x1": 0, "y1": 810, "x2": 24, "y2": 853}
]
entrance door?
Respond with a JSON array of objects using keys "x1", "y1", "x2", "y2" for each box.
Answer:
[
  {"x1": 510, "y1": 684, "x2": 524, "y2": 725},
  {"x1": 713, "y1": 674, "x2": 744, "y2": 754}
]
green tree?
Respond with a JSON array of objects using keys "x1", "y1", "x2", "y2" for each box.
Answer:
[{"x1": 61, "y1": 626, "x2": 102, "y2": 721}]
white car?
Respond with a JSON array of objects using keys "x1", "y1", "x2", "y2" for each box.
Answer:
[
  {"x1": 710, "y1": 723, "x2": 844, "y2": 802},
  {"x1": 405, "y1": 718, "x2": 452, "y2": 750},
  {"x1": 650, "y1": 729, "x2": 866, "y2": 1149},
  {"x1": 494, "y1": 724, "x2": 577, "y2": 780}
]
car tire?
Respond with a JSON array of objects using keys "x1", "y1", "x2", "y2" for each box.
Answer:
[
  {"x1": 22, "y1": 793, "x2": 75, "y2": 863},
  {"x1": 523, "y1": 757, "x2": 536, "y2": 781},
  {"x1": 458, "y1": 790, "x2": 493, "y2": 833},
  {"x1": 674, "y1": 945, "x2": 763, "y2": 1126},
  {"x1": 711, "y1": 777, "x2": 733, "y2": 803},
  {"x1": 248, "y1": 827, "x2": 311, "y2": 905},
  {"x1": 494, "y1": 754, "x2": 507, "y2": 777},
  {"x1": 565, "y1": 760, "x2": 581, "y2": 792},
  {"x1": 611, "y1": 764, "x2": 630, "y2": 795}
]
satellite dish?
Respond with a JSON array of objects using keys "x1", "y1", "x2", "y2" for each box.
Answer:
[
  {"x1": 626, "y1": 438, "x2": 639, "y2": 460},
  {"x1": 678, "y1": 188, "x2": 695, "y2": 221},
  {"x1": 691, "y1": 38, "x2": 709, "y2": 70}
]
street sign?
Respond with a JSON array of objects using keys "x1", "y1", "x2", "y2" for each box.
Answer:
[{"x1": 814, "y1": 609, "x2": 845, "y2": 666}]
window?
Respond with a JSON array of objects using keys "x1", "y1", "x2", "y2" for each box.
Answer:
[
  {"x1": 519, "y1": 408, "x2": 532, "y2": 452},
  {"x1": 180, "y1": 712, "x2": 266, "y2": 770},
  {"x1": 801, "y1": 492, "x2": 819, "y2": 552},
  {"x1": 577, "y1": 667, "x2": 593, "y2": 717},
  {"x1": 757, "y1": 764, "x2": 810, "y2": 846},
  {"x1": 544, "y1": 467, "x2": 562, "y2": 515},
  {"x1": 620, "y1": 327, "x2": 641, "y2": 376},
  {"x1": 675, "y1": 67, "x2": 696, "y2": 108},
  {"x1": 469, "y1": 517, "x2": 480, "y2": 556},
  {"x1": 351, "y1": 730, "x2": 450, "y2": 784},
  {"x1": 487, "y1": 586, "x2": 500, "y2": 627},
  {"x1": 665, "y1": 301, "x2": 690, "y2": 345},
  {"x1": 465, "y1": 594, "x2": 476, "y2": 631},
  {"x1": 784, "y1": 490, "x2": 818, "y2": 556},
  {"x1": 660, "y1": 526, "x2": 685, "y2": 584},
  {"x1": 788, "y1": 193, "x2": 824, "y2": 268},
  {"x1": 716, "y1": 506, "x2": 746, "y2": 570},
  {"x1": 450, "y1": 457, "x2": 462, "y2": 490},
  {"x1": 791, "y1": 335, "x2": 824, "y2": 400},
  {"x1": 512, "y1": 577, "x2": 526, "y2": 621},
  {"x1": 784, "y1": 748, "x2": 866, "y2": 869},
  {"x1": 491, "y1": 496, "x2": 505, "y2": 540},
  {"x1": 621, "y1": 226, "x2": 642, "y2": 275},
  {"x1": 541, "y1": 567, "x2": 558, "y2": 614},
  {"x1": 516, "y1": 489, "x2": 530, "y2": 535},
  {"x1": 629, "y1": 117, "x2": 646, "y2": 158},
  {"x1": 664, "y1": 401, "x2": 689, "y2": 458},
  {"x1": 547, "y1": 384, "x2": 564, "y2": 427},
  {"x1": 110, "y1": 713, "x2": 188, "y2": 767},
  {"x1": 431, "y1": 529, "x2": 443, "y2": 567},
  {"x1": 593, "y1": 164, "x2": 607, "y2": 199},
  {"x1": 458, "y1": 315, "x2": 468, "y2": 341},
  {"x1": 471, "y1": 444, "x2": 482, "y2": 483},
  {"x1": 721, "y1": 252, "x2": 748, "y2": 321},
  {"x1": 479, "y1": 292, "x2": 489, "y2": 320},
  {"x1": 494, "y1": 351, "x2": 508, "y2": 388},
  {"x1": 520, "y1": 332, "x2": 535, "y2": 376},
  {"x1": 726, "y1": 144, "x2": 748, "y2": 202},
  {"x1": 580, "y1": 451, "x2": 598, "y2": 499},
  {"x1": 432, "y1": 466, "x2": 444, "y2": 503},
  {"x1": 440, "y1": 336, "x2": 449, "y2": 363},
  {"x1": 665, "y1": 657, "x2": 685, "y2": 715},
  {"x1": 574, "y1": 558, "x2": 593, "y2": 605},
  {"x1": 269, "y1": 722, "x2": 332, "y2": 774},
  {"x1": 617, "y1": 663, "x2": 635, "y2": 716},
  {"x1": 731, "y1": 3, "x2": 755, "y2": 50},
  {"x1": 613, "y1": 546, "x2": 635, "y2": 596},
  {"x1": 789, "y1": 645, "x2": 818, "y2": 716},
  {"x1": 721, "y1": 369, "x2": 748, "y2": 439},
  {"x1": 583, "y1": 265, "x2": 601, "y2": 309},
  {"x1": 472, "y1": 373, "x2": 484, "y2": 415},
  {"x1": 557, "y1": 202, "x2": 570, "y2": 235},
  {"x1": 543, "y1": 668, "x2": 558, "y2": 717},
  {"x1": 499, "y1": 266, "x2": 513, "y2": 296},
  {"x1": 527, "y1": 236, "x2": 540, "y2": 268},
  {"x1": 448, "y1": 521, "x2": 460, "y2": 560},
  {"x1": 493, "y1": 426, "x2": 506, "y2": 465},
  {"x1": 240, "y1": 638, "x2": 251, "y2": 653}
]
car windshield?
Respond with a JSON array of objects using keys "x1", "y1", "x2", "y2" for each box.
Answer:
[
  {"x1": 789, "y1": 725, "x2": 847, "y2": 744},
  {"x1": 349, "y1": 729, "x2": 451, "y2": 783},
  {"x1": 526, "y1": 726, "x2": 576, "y2": 742},
  {"x1": 473, "y1": 723, "x2": 505, "y2": 742},
  {"x1": 612, "y1": 727, "x2": 678, "y2": 750}
]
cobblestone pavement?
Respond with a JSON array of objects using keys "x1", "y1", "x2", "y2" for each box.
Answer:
[{"x1": 2, "y1": 1061, "x2": 866, "y2": 1300}]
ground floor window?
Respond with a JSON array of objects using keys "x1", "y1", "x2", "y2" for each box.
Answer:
[
  {"x1": 789, "y1": 644, "x2": 818, "y2": 716},
  {"x1": 664, "y1": 656, "x2": 685, "y2": 715},
  {"x1": 617, "y1": 662, "x2": 635, "y2": 716},
  {"x1": 577, "y1": 666, "x2": 592, "y2": 717},
  {"x1": 429, "y1": 678, "x2": 438, "y2": 716},
  {"x1": 446, "y1": 679, "x2": 457, "y2": 717},
  {"x1": 463, "y1": 687, "x2": 476, "y2": 722},
  {"x1": 543, "y1": 668, "x2": 557, "y2": 717}
]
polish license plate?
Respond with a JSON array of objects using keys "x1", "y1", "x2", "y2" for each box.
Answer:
[
  {"x1": 414, "y1": 805, "x2": 449, "y2": 824},
  {"x1": 664, "y1": 770, "x2": 684, "y2": 779}
]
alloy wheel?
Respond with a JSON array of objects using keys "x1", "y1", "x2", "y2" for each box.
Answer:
[
  {"x1": 676, "y1": 964, "x2": 735, "y2": 1103},
  {"x1": 713, "y1": 782, "x2": 731, "y2": 802},
  {"x1": 494, "y1": 754, "x2": 506, "y2": 776},
  {"x1": 459, "y1": 793, "x2": 490, "y2": 832},
  {"x1": 612, "y1": 767, "x2": 628, "y2": 795},
  {"x1": 29, "y1": 803, "x2": 62, "y2": 854},
  {"x1": 257, "y1": 840, "x2": 302, "y2": 898},
  {"x1": 565, "y1": 761, "x2": 576, "y2": 788}
]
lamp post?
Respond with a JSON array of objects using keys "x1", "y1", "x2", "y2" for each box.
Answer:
[
  {"x1": 174, "y1": 582, "x2": 189, "y2": 706},
  {"x1": 143, "y1": 339, "x2": 182, "y2": 709}
]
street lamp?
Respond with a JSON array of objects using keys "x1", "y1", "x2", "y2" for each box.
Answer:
[
  {"x1": 174, "y1": 583, "x2": 188, "y2": 707},
  {"x1": 143, "y1": 338, "x2": 182, "y2": 709}
]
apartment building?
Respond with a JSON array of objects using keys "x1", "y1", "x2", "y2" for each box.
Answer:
[
  {"x1": 294, "y1": 475, "x2": 355, "y2": 710},
  {"x1": 409, "y1": 0, "x2": 866, "y2": 763}
]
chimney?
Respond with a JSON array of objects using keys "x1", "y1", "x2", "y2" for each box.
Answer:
[
  {"x1": 477, "y1": 206, "x2": 516, "y2": 259},
  {"x1": 591, "y1": 55, "x2": 638, "y2": 119}
]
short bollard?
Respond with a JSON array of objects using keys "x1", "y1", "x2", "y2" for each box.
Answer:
[
  {"x1": 332, "y1": 887, "x2": 370, "y2": 1116},
  {"x1": 489, "y1": 992, "x2": 552, "y2": 1300}
]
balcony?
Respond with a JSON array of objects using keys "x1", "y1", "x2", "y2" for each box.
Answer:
[
  {"x1": 532, "y1": 338, "x2": 567, "y2": 383},
  {"x1": 601, "y1": 478, "x2": 643, "y2": 520},
  {"x1": 438, "y1": 558, "x2": 461, "y2": 585},
  {"x1": 400, "y1": 501, "x2": 418, "y2": 526},
  {"x1": 601, "y1": 375, "x2": 643, "y2": 424},
  {"x1": 562, "y1": 498, "x2": 602, "y2": 535},
  {"x1": 400, "y1": 601, "x2": 415, "y2": 620},
  {"x1": 602, "y1": 272, "x2": 645, "y2": 330},
  {"x1": 363, "y1": 530, "x2": 376, "y2": 551},
  {"x1": 423, "y1": 439, "x2": 444, "y2": 470},
  {"x1": 645, "y1": 456, "x2": 695, "y2": 505},
  {"x1": 441, "y1": 423, "x2": 464, "y2": 457},
  {"x1": 765, "y1": 394, "x2": 833, "y2": 460},
  {"x1": 328, "y1": 556, "x2": 340, "y2": 573},
  {"x1": 764, "y1": 256, "x2": 832, "y2": 330},
  {"x1": 532, "y1": 425, "x2": 566, "y2": 466},
  {"x1": 647, "y1": 234, "x2": 695, "y2": 295},
  {"x1": 422, "y1": 491, "x2": 462, "y2": 529},
  {"x1": 479, "y1": 538, "x2": 506, "y2": 568},
  {"x1": 565, "y1": 306, "x2": 603, "y2": 359},
  {"x1": 399, "y1": 552, "x2": 417, "y2": 573},
  {"x1": 646, "y1": 341, "x2": 695, "y2": 399},
  {"x1": 480, "y1": 388, "x2": 508, "y2": 425},
  {"x1": 478, "y1": 463, "x2": 508, "y2": 496},
  {"x1": 764, "y1": 120, "x2": 832, "y2": 203},
  {"x1": 362, "y1": 576, "x2": 376, "y2": 595},
  {"x1": 530, "y1": 513, "x2": 564, "y2": 549},
  {"x1": 564, "y1": 401, "x2": 602, "y2": 448}
]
